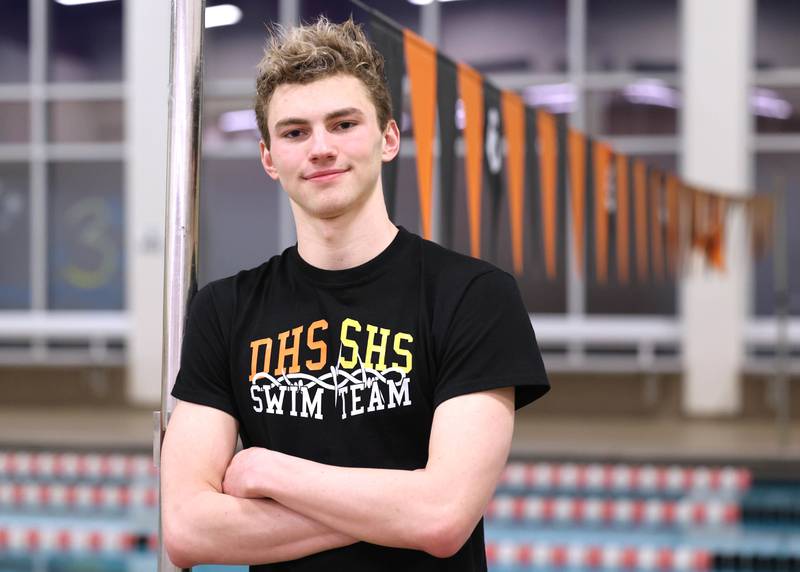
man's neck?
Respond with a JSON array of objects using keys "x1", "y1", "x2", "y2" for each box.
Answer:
[{"x1": 293, "y1": 198, "x2": 398, "y2": 271}]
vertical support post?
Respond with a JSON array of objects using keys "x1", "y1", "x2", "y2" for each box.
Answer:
[
  {"x1": 680, "y1": 0, "x2": 753, "y2": 415},
  {"x1": 771, "y1": 177, "x2": 790, "y2": 447},
  {"x1": 566, "y1": 0, "x2": 587, "y2": 360},
  {"x1": 157, "y1": 0, "x2": 206, "y2": 570}
]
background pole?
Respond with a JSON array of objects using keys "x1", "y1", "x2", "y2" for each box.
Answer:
[{"x1": 157, "y1": 0, "x2": 205, "y2": 570}]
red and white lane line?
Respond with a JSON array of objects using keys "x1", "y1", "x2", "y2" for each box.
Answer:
[
  {"x1": 486, "y1": 495, "x2": 740, "y2": 526},
  {"x1": 0, "y1": 527, "x2": 157, "y2": 553},
  {"x1": 499, "y1": 463, "x2": 751, "y2": 494},
  {"x1": 0, "y1": 452, "x2": 156, "y2": 480},
  {"x1": 0, "y1": 482, "x2": 158, "y2": 510},
  {"x1": 485, "y1": 542, "x2": 712, "y2": 571}
]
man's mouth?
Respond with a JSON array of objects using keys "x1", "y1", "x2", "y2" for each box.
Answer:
[{"x1": 303, "y1": 168, "x2": 350, "y2": 182}]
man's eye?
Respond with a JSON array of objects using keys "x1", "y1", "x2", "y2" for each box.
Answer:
[
  {"x1": 283, "y1": 129, "x2": 304, "y2": 139},
  {"x1": 336, "y1": 121, "x2": 356, "y2": 130}
]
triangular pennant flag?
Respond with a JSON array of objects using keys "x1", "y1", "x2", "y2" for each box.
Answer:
[
  {"x1": 501, "y1": 90, "x2": 526, "y2": 275},
  {"x1": 633, "y1": 159, "x2": 649, "y2": 283},
  {"x1": 567, "y1": 127, "x2": 587, "y2": 278},
  {"x1": 666, "y1": 174, "x2": 680, "y2": 278},
  {"x1": 369, "y1": 19, "x2": 404, "y2": 220},
  {"x1": 690, "y1": 187, "x2": 704, "y2": 251},
  {"x1": 676, "y1": 180, "x2": 692, "y2": 278},
  {"x1": 457, "y1": 63, "x2": 484, "y2": 258},
  {"x1": 593, "y1": 140, "x2": 613, "y2": 284},
  {"x1": 649, "y1": 169, "x2": 665, "y2": 282},
  {"x1": 436, "y1": 52, "x2": 458, "y2": 249},
  {"x1": 403, "y1": 29, "x2": 437, "y2": 240},
  {"x1": 483, "y1": 82, "x2": 504, "y2": 263},
  {"x1": 707, "y1": 195, "x2": 728, "y2": 271},
  {"x1": 524, "y1": 106, "x2": 544, "y2": 278},
  {"x1": 615, "y1": 153, "x2": 631, "y2": 284},
  {"x1": 537, "y1": 109, "x2": 558, "y2": 280}
]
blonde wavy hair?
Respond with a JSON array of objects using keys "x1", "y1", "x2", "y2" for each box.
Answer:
[{"x1": 254, "y1": 16, "x2": 393, "y2": 148}]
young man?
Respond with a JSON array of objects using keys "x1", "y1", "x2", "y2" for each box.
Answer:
[{"x1": 162, "y1": 17, "x2": 549, "y2": 571}]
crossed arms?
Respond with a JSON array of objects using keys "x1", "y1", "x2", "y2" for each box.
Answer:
[{"x1": 161, "y1": 386, "x2": 515, "y2": 568}]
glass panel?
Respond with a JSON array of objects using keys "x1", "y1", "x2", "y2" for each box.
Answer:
[
  {"x1": 48, "y1": 162, "x2": 124, "y2": 310},
  {"x1": 203, "y1": 97, "x2": 260, "y2": 146},
  {"x1": 205, "y1": 0, "x2": 279, "y2": 81},
  {"x1": 753, "y1": 87, "x2": 800, "y2": 134},
  {"x1": 756, "y1": 0, "x2": 800, "y2": 69},
  {"x1": 587, "y1": 0, "x2": 679, "y2": 73},
  {"x1": 0, "y1": 163, "x2": 30, "y2": 309},
  {"x1": 48, "y1": 100, "x2": 123, "y2": 143},
  {"x1": 586, "y1": 154, "x2": 678, "y2": 316},
  {"x1": 0, "y1": 102, "x2": 30, "y2": 143},
  {"x1": 753, "y1": 153, "x2": 800, "y2": 316},
  {"x1": 586, "y1": 85, "x2": 679, "y2": 136},
  {"x1": 199, "y1": 159, "x2": 281, "y2": 286},
  {"x1": 49, "y1": 0, "x2": 123, "y2": 82},
  {"x1": 301, "y1": 0, "x2": 420, "y2": 34},
  {"x1": 441, "y1": 0, "x2": 567, "y2": 74},
  {"x1": 0, "y1": 0, "x2": 29, "y2": 83}
]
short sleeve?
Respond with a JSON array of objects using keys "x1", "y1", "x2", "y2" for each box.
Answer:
[
  {"x1": 434, "y1": 270, "x2": 550, "y2": 410},
  {"x1": 171, "y1": 281, "x2": 237, "y2": 418}
]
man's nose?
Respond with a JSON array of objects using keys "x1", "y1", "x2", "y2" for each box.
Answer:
[{"x1": 308, "y1": 128, "x2": 336, "y2": 161}]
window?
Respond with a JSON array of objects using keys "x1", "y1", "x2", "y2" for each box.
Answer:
[
  {"x1": 0, "y1": 163, "x2": 30, "y2": 309},
  {"x1": 0, "y1": 0, "x2": 29, "y2": 83},
  {"x1": 587, "y1": 0, "x2": 679, "y2": 73},
  {"x1": 441, "y1": 0, "x2": 566, "y2": 74},
  {"x1": 49, "y1": 0, "x2": 123, "y2": 82},
  {"x1": 47, "y1": 162, "x2": 124, "y2": 310}
]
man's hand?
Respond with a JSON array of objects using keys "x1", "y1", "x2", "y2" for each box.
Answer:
[{"x1": 222, "y1": 447, "x2": 274, "y2": 499}]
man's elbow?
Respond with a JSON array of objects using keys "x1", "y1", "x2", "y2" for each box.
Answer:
[
  {"x1": 419, "y1": 513, "x2": 475, "y2": 559},
  {"x1": 163, "y1": 507, "x2": 201, "y2": 568}
]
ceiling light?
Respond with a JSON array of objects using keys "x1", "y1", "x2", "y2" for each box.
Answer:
[
  {"x1": 219, "y1": 110, "x2": 257, "y2": 133},
  {"x1": 206, "y1": 4, "x2": 242, "y2": 29}
]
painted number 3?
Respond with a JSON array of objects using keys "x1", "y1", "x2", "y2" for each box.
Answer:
[{"x1": 63, "y1": 197, "x2": 118, "y2": 290}]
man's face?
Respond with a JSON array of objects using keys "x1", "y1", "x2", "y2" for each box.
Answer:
[{"x1": 259, "y1": 74, "x2": 399, "y2": 221}]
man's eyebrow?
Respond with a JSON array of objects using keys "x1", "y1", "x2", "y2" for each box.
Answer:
[{"x1": 273, "y1": 107, "x2": 365, "y2": 131}]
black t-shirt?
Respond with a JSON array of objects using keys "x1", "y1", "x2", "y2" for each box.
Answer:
[{"x1": 172, "y1": 225, "x2": 550, "y2": 571}]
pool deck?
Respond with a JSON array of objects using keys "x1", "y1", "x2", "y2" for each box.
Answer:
[{"x1": 0, "y1": 406, "x2": 798, "y2": 470}]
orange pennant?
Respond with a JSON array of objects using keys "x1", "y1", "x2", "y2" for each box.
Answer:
[
  {"x1": 707, "y1": 196, "x2": 727, "y2": 271},
  {"x1": 457, "y1": 63, "x2": 484, "y2": 258},
  {"x1": 593, "y1": 141, "x2": 613, "y2": 284},
  {"x1": 501, "y1": 91, "x2": 526, "y2": 275},
  {"x1": 649, "y1": 170, "x2": 664, "y2": 282},
  {"x1": 567, "y1": 128, "x2": 586, "y2": 277},
  {"x1": 633, "y1": 159, "x2": 648, "y2": 282},
  {"x1": 666, "y1": 174, "x2": 680, "y2": 277},
  {"x1": 403, "y1": 30, "x2": 437, "y2": 240},
  {"x1": 615, "y1": 154, "x2": 630, "y2": 284},
  {"x1": 537, "y1": 110, "x2": 558, "y2": 280}
]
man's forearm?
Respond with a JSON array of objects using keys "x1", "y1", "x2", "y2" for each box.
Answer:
[
  {"x1": 253, "y1": 452, "x2": 459, "y2": 556},
  {"x1": 165, "y1": 488, "x2": 356, "y2": 568}
]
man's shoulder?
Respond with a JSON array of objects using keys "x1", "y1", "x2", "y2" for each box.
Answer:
[
  {"x1": 414, "y1": 233, "x2": 505, "y2": 287},
  {"x1": 194, "y1": 254, "x2": 284, "y2": 309}
]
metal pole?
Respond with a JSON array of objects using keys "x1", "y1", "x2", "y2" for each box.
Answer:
[
  {"x1": 157, "y1": 0, "x2": 205, "y2": 570},
  {"x1": 771, "y1": 176, "x2": 790, "y2": 448}
]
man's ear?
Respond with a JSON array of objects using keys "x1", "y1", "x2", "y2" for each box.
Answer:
[
  {"x1": 260, "y1": 139, "x2": 280, "y2": 180},
  {"x1": 381, "y1": 119, "x2": 400, "y2": 163}
]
